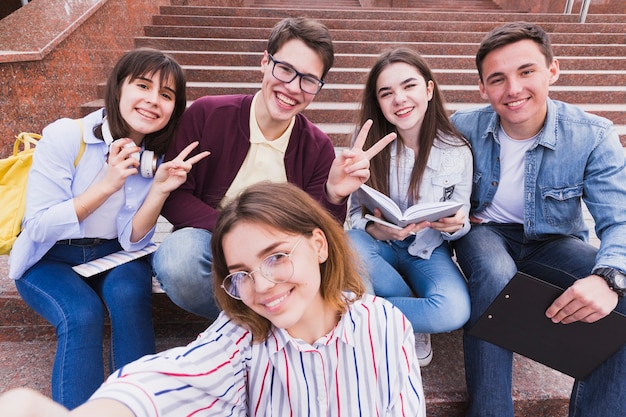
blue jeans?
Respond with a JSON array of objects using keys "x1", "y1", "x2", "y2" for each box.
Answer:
[
  {"x1": 454, "y1": 223, "x2": 626, "y2": 417},
  {"x1": 152, "y1": 227, "x2": 220, "y2": 319},
  {"x1": 14, "y1": 239, "x2": 155, "y2": 409},
  {"x1": 348, "y1": 229, "x2": 470, "y2": 334}
]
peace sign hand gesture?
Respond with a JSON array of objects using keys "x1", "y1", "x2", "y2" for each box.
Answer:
[
  {"x1": 325, "y1": 119, "x2": 396, "y2": 204},
  {"x1": 152, "y1": 141, "x2": 210, "y2": 194}
]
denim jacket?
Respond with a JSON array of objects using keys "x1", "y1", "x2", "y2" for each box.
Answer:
[{"x1": 451, "y1": 98, "x2": 626, "y2": 272}]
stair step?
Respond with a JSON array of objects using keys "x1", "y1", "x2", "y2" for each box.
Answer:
[
  {"x1": 180, "y1": 65, "x2": 626, "y2": 87},
  {"x1": 135, "y1": 37, "x2": 626, "y2": 57},
  {"x1": 159, "y1": 5, "x2": 580, "y2": 22},
  {"x1": 160, "y1": 4, "x2": 626, "y2": 26},
  {"x1": 143, "y1": 25, "x2": 626, "y2": 44},
  {"x1": 405, "y1": 0, "x2": 502, "y2": 9},
  {"x1": 159, "y1": 4, "x2": 626, "y2": 24},
  {"x1": 161, "y1": 50, "x2": 626, "y2": 71},
  {"x1": 253, "y1": 0, "x2": 362, "y2": 7},
  {"x1": 0, "y1": 296, "x2": 209, "y2": 343},
  {"x1": 152, "y1": 14, "x2": 626, "y2": 34}
]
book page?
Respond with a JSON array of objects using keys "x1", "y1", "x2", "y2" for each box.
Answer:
[
  {"x1": 357, "y1": 184, "x2": 404, "y2": 223},
  {"x1": 357, "y1": 184, "x2": 463, "y2": 227}
]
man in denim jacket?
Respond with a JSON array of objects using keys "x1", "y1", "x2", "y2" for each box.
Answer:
[{"x1": 451, "y1": 22, "x2": 626, "y2": 417}]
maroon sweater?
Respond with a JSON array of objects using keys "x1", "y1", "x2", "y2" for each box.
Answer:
[{"x1": 162, "y1": 94, "x2": 346, "y2": 231}]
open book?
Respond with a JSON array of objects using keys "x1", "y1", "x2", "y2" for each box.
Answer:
[{"x1": 357, "y1": 184, "x2": 463, "y2": 228}]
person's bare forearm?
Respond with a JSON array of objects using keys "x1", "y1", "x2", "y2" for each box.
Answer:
[
  {"x1": 0, "y1": 388, "x2": 68, "y2": 417},
  {"x1": 0, "y1": 389, "x2": 134, "y2": 417}
]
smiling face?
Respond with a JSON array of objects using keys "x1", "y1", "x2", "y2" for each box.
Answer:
[
  {"x1": 256, "y1": 38, "x2": 325, "y2": 139},
  {"x1": 478, "y1": 39, "x2": 559, "y2": 139},
  {"x1": 376, "y1": 62, "x2": 434, "y2": 144},
  {"x1": 118, "y1": 71, "x2": 176, "y2": 143},
  {"x1": 221, "y1": 222, "x2": 332, "y2": 342}
]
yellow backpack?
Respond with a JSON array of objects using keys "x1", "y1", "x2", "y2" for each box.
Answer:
[{"x1": 0, "y1": 121, "x2": 85, "y2": 255}]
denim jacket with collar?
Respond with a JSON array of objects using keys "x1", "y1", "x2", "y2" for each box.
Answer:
[{"x1": 451, "y1": 98, "x2": 626, "y2": 272}]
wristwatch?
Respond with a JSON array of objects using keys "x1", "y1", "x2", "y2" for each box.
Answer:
[{"x1": 593, "y1": 267, "x2": 626, "y2": 298}]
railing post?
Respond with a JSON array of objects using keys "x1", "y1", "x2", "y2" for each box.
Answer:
[
  {"x1": 564, "y1": 0, "x2": 591, "y2": 24},
  {"x1": 578, "y1": 0, "x2": 591, "y2": 23}
]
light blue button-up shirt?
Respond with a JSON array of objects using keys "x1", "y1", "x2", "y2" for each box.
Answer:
[
  {"x1": 9, "y1": 109, "x2": 156, "y2": 279},
  {"x1": 451, "y1": 98, "x2": 626, "y2": 272}
]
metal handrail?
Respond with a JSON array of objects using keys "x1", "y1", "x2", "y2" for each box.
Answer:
[{"x1": 564, "y1": 0, "x2": 591, "y2": 23}]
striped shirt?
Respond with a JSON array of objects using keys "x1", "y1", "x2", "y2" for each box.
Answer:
[{"x1": 91, "y1": 294, "x2": 426, "y2": 417}]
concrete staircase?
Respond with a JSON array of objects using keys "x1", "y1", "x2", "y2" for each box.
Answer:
[{"x1": 2, "y1": 1, "x2": 625, "y2": 415}]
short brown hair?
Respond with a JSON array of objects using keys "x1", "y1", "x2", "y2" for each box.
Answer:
[
  {"x1": 476, "y1": 22, "x2": 553, "y2": 81},
  {"x1": 211, "y1": 182, "x2": 365, "y2": 342},
  {"x1": 266, "y1": 17, "x2": 334, "y2": 80}
]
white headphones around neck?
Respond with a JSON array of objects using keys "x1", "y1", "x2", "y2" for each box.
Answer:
[{"x1": 103, "y1": 118, "x2": 159, "y2": 178}]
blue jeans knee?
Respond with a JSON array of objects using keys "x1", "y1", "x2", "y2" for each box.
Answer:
[{"x1": 152, "y1": 227, "x2": 220, "y2": 319}]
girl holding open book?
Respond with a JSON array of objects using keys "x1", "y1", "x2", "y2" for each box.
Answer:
[{"x1": 348, "y1": 48, "x2": 472, "y2": 366}]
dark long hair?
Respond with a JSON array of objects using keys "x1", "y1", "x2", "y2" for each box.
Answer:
[
  {"x1": 357, "y1": 47, "x2": 468, "y2": 201},
  {"x1": 101, "y1": 48, "x2": 186, "y2": 155}
]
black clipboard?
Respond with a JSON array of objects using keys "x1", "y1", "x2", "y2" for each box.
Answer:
[{"x1": 468, "y1": 272, "x2": 626, "y2": 379}]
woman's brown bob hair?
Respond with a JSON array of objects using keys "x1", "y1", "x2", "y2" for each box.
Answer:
[
  {"x1": 211, "y1": 182, "x2": 366, "y2": 342},
  {"x1": 103, "y1": 48, "x2": 186, "y2": 155}
]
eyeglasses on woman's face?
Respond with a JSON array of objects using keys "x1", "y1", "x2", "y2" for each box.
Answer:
[
  {"x1": 221, "y1": 237, "x2": 304, "y2": 300},
  {"x1": 267, "y1": 54, "x2": 324, "y2": 95}
]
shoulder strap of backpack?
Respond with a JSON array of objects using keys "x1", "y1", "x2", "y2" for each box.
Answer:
[{"x1": 73, "y1": 119, "x2": 86, "y2": 167}]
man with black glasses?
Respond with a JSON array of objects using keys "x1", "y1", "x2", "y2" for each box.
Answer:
[{"x1": 152, "y1": 17, "x2": 394, "y2": 319}]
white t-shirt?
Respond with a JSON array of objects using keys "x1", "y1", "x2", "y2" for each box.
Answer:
[{"x1": 475, "y1": 126, "x2": 538, "y2": 224}]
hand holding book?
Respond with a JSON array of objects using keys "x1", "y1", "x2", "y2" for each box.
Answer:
[{"x1": 358, "y1": 184, "x2": 463, "y2": 228}]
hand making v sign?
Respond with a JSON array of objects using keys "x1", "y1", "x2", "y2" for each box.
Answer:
[{"x1": 325, "y1": 119, "x2": 397, "y2": 204}]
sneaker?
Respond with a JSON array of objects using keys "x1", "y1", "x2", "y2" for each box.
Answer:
[{"x1": 414, "y1": 333, "x2": 433, "y2": 367}]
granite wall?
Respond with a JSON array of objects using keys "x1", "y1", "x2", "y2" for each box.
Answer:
[{"x1": 0, "y1": 0, "x2": 169, "y2": 157}]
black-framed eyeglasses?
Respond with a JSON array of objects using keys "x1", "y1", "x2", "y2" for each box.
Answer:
[
  {"x1": 268, "y1": 54, "x2": 325, "y2": 95},
  {"x1": 221, "y1": 237, "x2": 304, "y2": 300}
]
